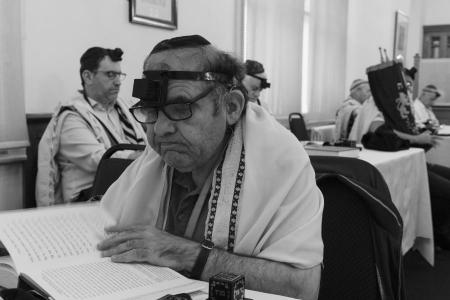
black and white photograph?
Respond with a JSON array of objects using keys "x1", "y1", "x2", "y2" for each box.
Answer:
[{"x1": 1, "y1": 0, "x2": 450, "y2": 299}]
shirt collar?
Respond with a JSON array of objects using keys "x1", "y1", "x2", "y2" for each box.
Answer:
[
  {"x1": 81, "y1": 91, "x2": 115, "y2": 111},
  {"x1": 173, "y1": 170, "x2": 201, "y2": 195}
]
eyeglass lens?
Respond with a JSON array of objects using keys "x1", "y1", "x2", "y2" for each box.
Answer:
[
  {"x1": 130, "y1": 86, "x2": 214, "y2": 124},
  {"x1": 132, "y1": 103, "x2": 192, "y2": 123},
  {"x1": 98, "y1": 71, "x2": 126, "y2": 81}
]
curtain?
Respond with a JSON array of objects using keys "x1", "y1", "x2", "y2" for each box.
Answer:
[
  {"x1": 0, "y1": 0, "x2": 29, "y2": 151},
  {"x1": 244, "y1": 0, "x2": 304, "y2": 116},
  {"x1": 304, "y1": 0, "x2": 349, "y2": 122},
  {"x1": 0, "y1": 0, "x2": 28, "y2": 210}
]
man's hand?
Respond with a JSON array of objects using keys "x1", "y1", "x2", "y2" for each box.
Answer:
[
  {"x1": 393, "y1": 129, "x2": 442, "y2": 147},
  {"x1": 413, "y1": 131, "x2": 442, "y2": 146},
  {"x1": 97, "y1": 225, "x2": 200, "y2": 272}
]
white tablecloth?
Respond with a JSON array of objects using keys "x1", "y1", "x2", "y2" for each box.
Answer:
[
  {"x1": 310, "y1": 124, "x2": 336, "y2": 142},
  {"x1": 359, "y1": 148, "x2": 434, "y2": 265}
]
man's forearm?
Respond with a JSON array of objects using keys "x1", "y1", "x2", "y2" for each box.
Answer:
[
  {"x1": 393, "y1": 129, "x2": 416, "y2": 143},
  {"x1": 200, "y1": 247, "x2": 321, "y2": 300}
]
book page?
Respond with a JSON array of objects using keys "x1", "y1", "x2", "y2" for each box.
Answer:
[
  {"x1": 0, "y1": 255, "x2": 18, "y2": 289},
  {"x1": 0, "y1": 203, "x2": 112, "y2": 272},
  {"x1": 26, "y1": 257, "x2": 202, "y2": 300}
]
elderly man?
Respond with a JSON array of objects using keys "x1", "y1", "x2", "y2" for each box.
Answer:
[
  {"x1": 36, "y1": 47, "x2": 146, "y2": 206},
  {"x1": 241, "y1": 59, "x2": 271, "y2": 111},
  {"x1": 414, "y1": 84, "x2": 441, "y2": 130},
  {"x1": 334, "y1": 78, "x2": 371, "y2": 141},
  {"x1": 98, "y1": 35, "x2": 323, "y2": 299}
]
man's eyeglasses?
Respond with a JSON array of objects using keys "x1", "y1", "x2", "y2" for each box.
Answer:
[
  {"x1": 95, "y1": 70, "x2": 127, "y2": 81},
  {"x1": 129, "y1": 87, "x2": 215, "y2": 124}
]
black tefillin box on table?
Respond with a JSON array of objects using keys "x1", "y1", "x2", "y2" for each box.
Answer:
[{"x1": 208, "y1": 272, "x2": 249, "y2": 300}]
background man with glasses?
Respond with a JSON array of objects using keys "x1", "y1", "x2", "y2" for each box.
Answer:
[
  {"x1": 36, "y1": 47, "x2": 146, "y2": 206},
  {"x1": 98, "y1": 35, "x2": 323, "y2": 299}
]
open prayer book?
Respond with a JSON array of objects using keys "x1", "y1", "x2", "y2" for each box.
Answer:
[{"x1": 0, "y1": 203, "x2": 203, "y2": 300}]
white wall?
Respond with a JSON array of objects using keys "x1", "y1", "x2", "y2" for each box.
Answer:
[
  {"x1": 423, "y1": 0, "x2": 450, "y2": 25},
  {"x1": 419, "y1": 0, "x2": 450, "y2": 104},
  {"x1": 23, "y1": 0, "x2": 242, "y2": 113},
  {"x1": 345, "y1": 0, "x2": 422, "y2": 95}
]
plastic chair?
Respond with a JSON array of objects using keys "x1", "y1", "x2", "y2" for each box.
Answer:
[
  {"x1": 90, "y1": 143, "x2": 145, "y2": 198},
  {"x1": 310, "y1": 156, "x2": 405, "y2": 300},
  {"x1": 288, "y1": 112, "x2": 309, "y2": 141}
]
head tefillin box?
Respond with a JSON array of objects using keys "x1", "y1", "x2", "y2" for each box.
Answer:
[{"x1": 208, "y1": 272, "x2": 245, "y2": 300}]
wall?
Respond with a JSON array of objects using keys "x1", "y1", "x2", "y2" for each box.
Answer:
[
  {"x1": 345, "y1": 0, "x2": 422, "y2": 96},
  {"x1": 23, "y1": 0, "x2": 242, "y2": 113},
  {"x1": 423, "y1": 0, "x2": 450, "y2": 25},
  {"x1": 419, "y1": 0, "x2": 450, "y2": 105}
]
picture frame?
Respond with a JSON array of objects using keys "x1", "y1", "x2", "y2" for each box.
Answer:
[
  {"x1": 393, "y1": 10, "x2": 408, "y2": 60},
  {"x1": 129, "y1": 0, "x2": 177, "y2": 30}
]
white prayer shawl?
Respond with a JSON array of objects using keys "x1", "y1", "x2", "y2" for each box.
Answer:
[
  {"x1": 334, "y1": 97, "x2": 361, "y2": 140},
  {"x1": 36, "y1": 93, "x2": 146, "y2": 206},
  {"x1": 348, "y1": 97, "x2": 384, "y2": 143},
  {"x1": 413, "y1": 99, "x2": 439, "y2": 127},
  {"x1": 101, "y1": 103, "x2": 324, "y2": 268}
]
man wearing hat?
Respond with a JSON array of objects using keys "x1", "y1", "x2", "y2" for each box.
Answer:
[
  {"x1": 241, "y1": 59, "x2": 271, "y2": 111},
  {"x1": 334, "y1": 78, "x2": 371, "y2": 140},
  {"x1": 414, "y1": 84, "x2": 441, "y2": 130}
]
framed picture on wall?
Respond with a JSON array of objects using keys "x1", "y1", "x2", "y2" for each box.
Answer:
[
  {"x1": 129, "y1": 0, "x2": 177, "y2": 30},
  {"x1": 393, "y1": 10, "x2": 408, "y2": 61}
]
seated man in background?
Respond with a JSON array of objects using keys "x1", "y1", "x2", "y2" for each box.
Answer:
[
  {"x1": 334, "y1": 78, "x2": 371, "y2": 141},
  {"x1": 98, "y1": 35, "x2": 323, "y2": 300},
  {"x1": 36, "y1": 47, "x2": 147, "y2": 206},
  {"x1": 414, "y1": 84, "x2": 441, "y2": 130},
  {"x1": 241, "y1": 59, "x2": 272, "y2": 111}
]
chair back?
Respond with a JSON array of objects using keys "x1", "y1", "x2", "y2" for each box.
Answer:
[
  {"x1": 311, "y1": 156, "x2": 405, "y2": 300},
  {"x1": 91, "y1": 144, "x2": 145, "y2": 198},
  {"x1": 288, "y1": 112, "x2": 308, "y2": 141}
]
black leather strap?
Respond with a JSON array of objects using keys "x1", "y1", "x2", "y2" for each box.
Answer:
[{"x1": 191, "y1": 239, "x2": 214, "y2": 279}]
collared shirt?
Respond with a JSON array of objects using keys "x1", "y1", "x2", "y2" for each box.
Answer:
[
  {"x1": 84, "y1": 97, "x2": 129, "y2": 143},
  {"x1": 165, "y1": 170, "x2": 209, "y2": 242}
]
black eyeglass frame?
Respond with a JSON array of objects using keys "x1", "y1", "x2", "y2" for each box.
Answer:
[
  {"x1": 95, "y1": 70, "x2": 127, "y2": 81},
  {"x1": 129, "y1": 86, "x2": 216, "y2": 124}
]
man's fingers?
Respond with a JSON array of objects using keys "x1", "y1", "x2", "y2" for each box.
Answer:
[
  {"x1": 105, "y1": 224, "x2": 147, "y2": 233},
  {"x1": 110, "y1": 248, "x2": 153, "y2": 263},
  {"x1": 97, "y1": 231, "x2": 145, "y2": 250},
  {"x1": 101, "y1": 239, "x2": 147, "y2": 257}
]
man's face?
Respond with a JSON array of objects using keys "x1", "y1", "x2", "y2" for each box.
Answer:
[
  {"x1": 356, "y1": 83, "x2": 371, "y2": 103},
  {"x1": 144, "y1": 50, "x2": 228, "y2": 173},
  {"x1": 404, "y1": 75, "x2": 414, "y2": 94},
  {"x1": 242, "y1": 74, "x2": 264, "y2": 103},
  {"x1": 420, "y1": 90, "x2": 438, "y2": 107},
  {"x1": 87, "y1": 56, "x2": 122, "y2": 105}
]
